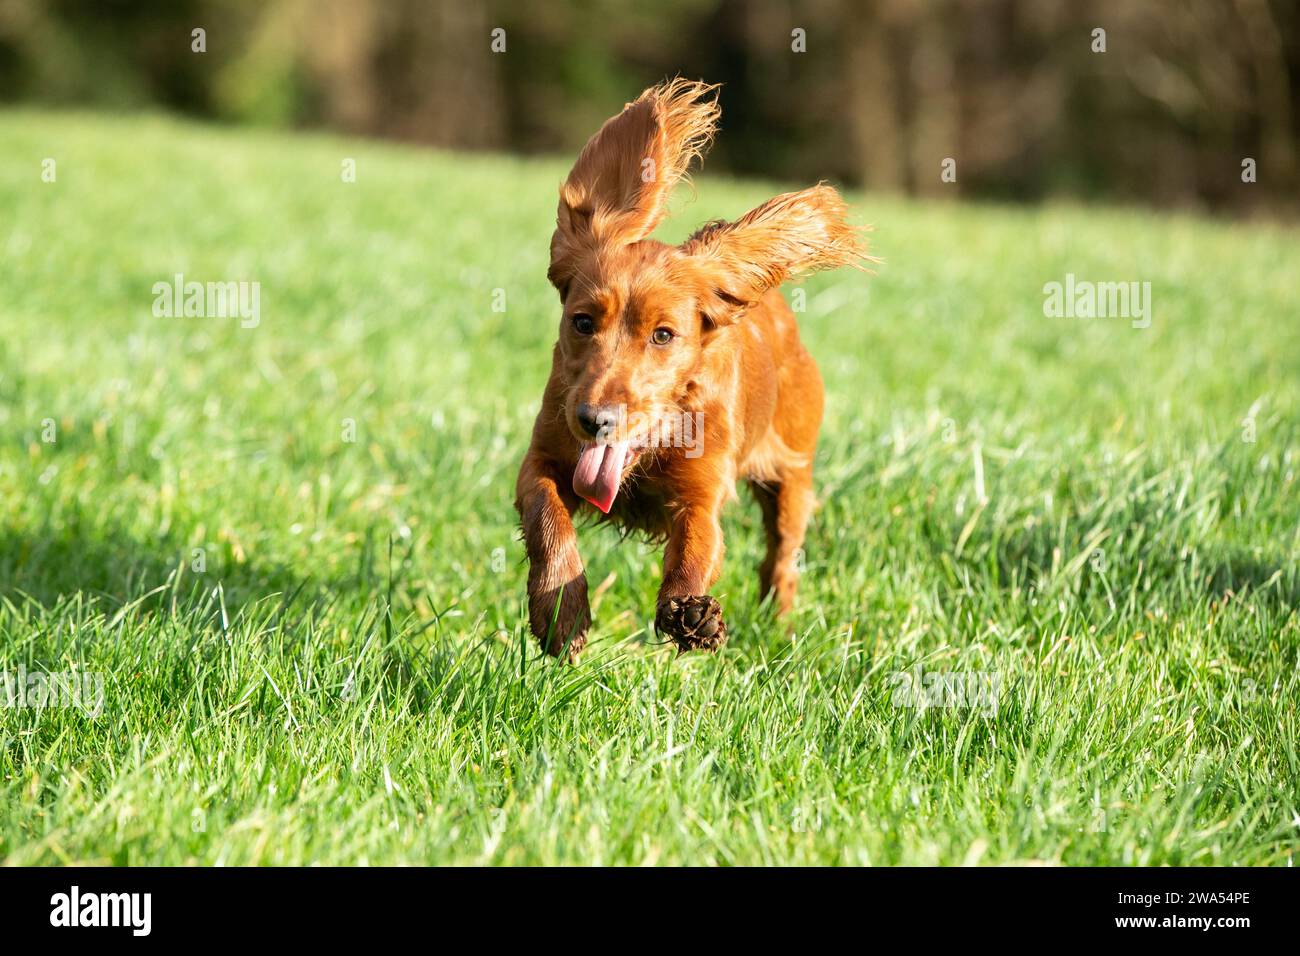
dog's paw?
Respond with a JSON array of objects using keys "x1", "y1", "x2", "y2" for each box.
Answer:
[
  {"x1": 655, "y1": 595, "x2": 727, "y2": 654},
  {"x1": 529, "y1": 573, "x2": 591, "y2": 660}
]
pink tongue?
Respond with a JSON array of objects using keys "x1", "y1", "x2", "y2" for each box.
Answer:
[{"x1": 572, "y1": 440, "x2": 630, "y2": 513}]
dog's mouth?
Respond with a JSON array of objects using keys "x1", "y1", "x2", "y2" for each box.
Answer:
[{"x1": 572, "y1": 440, "x2": 641, "y2": 513}]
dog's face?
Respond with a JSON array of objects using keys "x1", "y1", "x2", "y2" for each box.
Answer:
[
  {"x1": 546, "y1": 80, "x2": 864, "y2": 511},
  {"x1": 555, "y1": 241, "x2": 709, "y2": 450}
]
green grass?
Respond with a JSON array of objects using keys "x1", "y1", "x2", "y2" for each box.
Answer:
[{"x1": 1, "y1": 108, "x2": 1297, "y2": 865}]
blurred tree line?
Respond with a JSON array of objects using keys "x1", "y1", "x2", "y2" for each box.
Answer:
[{"x1": 2, "y1": 0, "x2": 1296, "y2": 214}]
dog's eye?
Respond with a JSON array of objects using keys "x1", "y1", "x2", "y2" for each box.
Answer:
[
  {"x1": 571, "y1": 313, "x2": 596, "y2": 335},
  {"x1": 651, "y1": 327, "x2": 675, "y2": 346}
]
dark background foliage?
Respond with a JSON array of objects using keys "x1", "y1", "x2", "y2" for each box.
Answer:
[{"x1": 1, "y1": 0, "x2": 1296, "y2": 215}]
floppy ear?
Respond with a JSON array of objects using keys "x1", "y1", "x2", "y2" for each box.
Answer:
[
  {"x1": 681, "y1": 184, "x2": 869, "y2": 323},
  {"x1": 548, "y1": 79, "x2": 720, "y2": 295}
]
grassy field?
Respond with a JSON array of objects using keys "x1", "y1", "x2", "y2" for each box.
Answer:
[{"x1": 0, "y1": 109, "x2": 1297, "y2": 866}]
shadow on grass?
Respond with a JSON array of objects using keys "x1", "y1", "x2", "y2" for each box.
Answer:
[
  {"x1": 928, "y1": 511, "x2": 1300, "y2": 614},
  {"x1": 0, "y1": 517, "x2": 411, "y2": 623},
  {"x1": 1201, "y1": 552, "x2": 1300, "y2": 606}
]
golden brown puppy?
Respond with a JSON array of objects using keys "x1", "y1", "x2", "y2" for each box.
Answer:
[{"x1": 515, "y1": 79, "x2": 867, "y2": 658}]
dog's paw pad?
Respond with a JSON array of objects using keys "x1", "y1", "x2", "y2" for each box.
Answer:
[{"x1": 655, "y1": 595, "x2": 727, "y2": 653}]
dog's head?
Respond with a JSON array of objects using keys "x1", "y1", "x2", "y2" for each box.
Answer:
[{"x1": 547, "y1": 80, "x2": 866, "y2": 512}]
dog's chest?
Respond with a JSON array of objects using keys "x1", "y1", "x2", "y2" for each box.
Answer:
[{"x1": 604, "y1": 479, "x2": 673, "y2": 540}]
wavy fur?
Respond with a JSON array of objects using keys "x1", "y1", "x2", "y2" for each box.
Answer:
[
  {"x1": 520, "y1": 80, "x2": 869, "y2": 658},
  {"x1": 548, "y1": 79, "x2": 720, "y2": 291}
]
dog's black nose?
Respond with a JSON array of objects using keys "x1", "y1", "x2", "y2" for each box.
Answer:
[{"x1": 576, "y1": 403, "x2": 617, "y2": 438}]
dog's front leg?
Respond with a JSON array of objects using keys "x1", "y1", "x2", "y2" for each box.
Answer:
[
  {"x1": 516, "y1": 453, "x2": 590, "y2": 658},
  {"x1": 655, "y1": 496, "x2": 729, "y2": 653}
]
